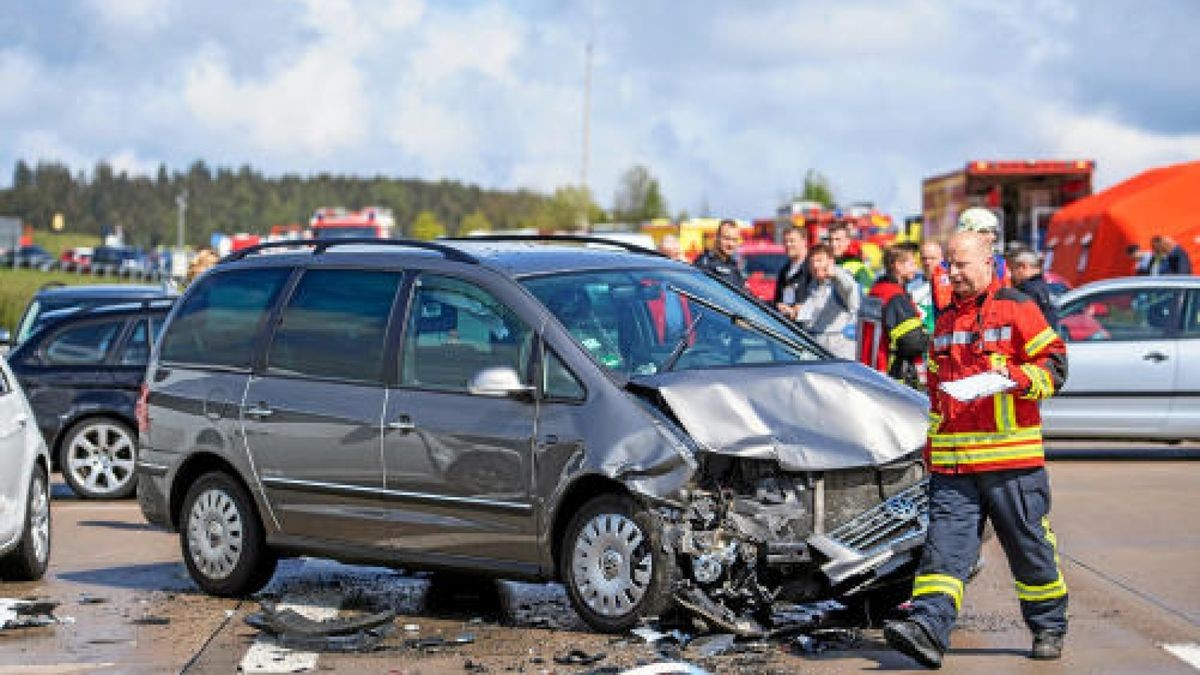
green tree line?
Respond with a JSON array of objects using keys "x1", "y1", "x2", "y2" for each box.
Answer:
[{"x1": 0, "y1": 160, "x2": 564, "y2": 246}]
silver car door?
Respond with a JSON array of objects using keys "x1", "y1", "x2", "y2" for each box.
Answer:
[{"x1": 1167, "y1": 289, "x2": 1200, "y2": 438}]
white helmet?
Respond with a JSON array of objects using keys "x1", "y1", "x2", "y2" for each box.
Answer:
[{"x1": 957, "y1": 207, "x2": 999, "y2": 234}]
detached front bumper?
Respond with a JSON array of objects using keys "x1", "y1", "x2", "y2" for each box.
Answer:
[{"x1": 808, "y1": 480, "x2": 929, "y2": 588}]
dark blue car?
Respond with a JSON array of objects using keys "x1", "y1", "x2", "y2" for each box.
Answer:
[
  {"x1": 10, "y1": 282, "x2": 177, "y2": 348},
  {"x1": 6, "y1": 300, "x2": 173, "y2": 499}
]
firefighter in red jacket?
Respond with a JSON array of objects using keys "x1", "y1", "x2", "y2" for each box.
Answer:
[
  {"x1": 885, "y1": 231, "x2": 1069, "y2": 669},
  {"x1": 868, "y1": 243, "x2": 928, "y2": 389}
]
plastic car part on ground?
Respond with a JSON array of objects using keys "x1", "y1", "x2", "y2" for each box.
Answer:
[
  {"x1": 0, "y1": 599, "x2": 67, "y2": 630},
  {"x1": 243, "y1": 600, "x2": 397, "y2": 653}
]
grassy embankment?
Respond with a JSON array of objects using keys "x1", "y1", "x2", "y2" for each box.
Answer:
[
  {"x1": 0, "y1": 268, "x2": 126, "y2": 334},
  {"x1": 31, "y1": 231, "x2": 103, "y2": 257}
]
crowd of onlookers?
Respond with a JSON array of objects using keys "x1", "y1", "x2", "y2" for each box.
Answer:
[{"x1": 678, "y1": 214, "x2": 1193, "y2": 387}]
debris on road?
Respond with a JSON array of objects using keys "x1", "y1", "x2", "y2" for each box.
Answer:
[
  {"x1": 243, "y1": 600, "x2": 397, "y2": 653},
  {"x1": 0, "y1": 599, "x2": 65, "y2": 630},
  {"x1": 553, "y1": 647, "x2": 607, "y2": 666},
  {"x1": 129, "y1": 615, "x2": 171, "y2": 626}
]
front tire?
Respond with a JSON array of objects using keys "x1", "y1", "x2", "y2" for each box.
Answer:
[
  {"x1": 61, "y1": 418, "x2": 138, "y2": 499},
  {"x1": 0, "y1": 464, "x2": 51, "y2": 581},
  {"x1": 180, "y1": 472, "x2": 276, "y2": 597},
  {"x1": 560, "y1": 493, "x2": 677, "y2": 633}
]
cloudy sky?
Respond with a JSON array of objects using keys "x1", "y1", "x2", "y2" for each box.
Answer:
[{"x1": 2, "y1": 0, "x2": 1198, "y2": 218}]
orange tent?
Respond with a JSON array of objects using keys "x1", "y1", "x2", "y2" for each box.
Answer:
[{"x1": 1047, "y1": 161, "x2": 1200, "y2": 286}]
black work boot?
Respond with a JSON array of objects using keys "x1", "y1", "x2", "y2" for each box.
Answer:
[
  {"x1": 1031, "y1": 631, "x2": 1064, "y2": 660},
  {"x1": 884, "y1": 619, "x2": 944, "y2": 669}
]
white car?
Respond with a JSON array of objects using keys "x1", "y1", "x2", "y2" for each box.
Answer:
[
  {"x1": 1042, "y1": 276, "x2": 1200, "y2": 440},
  {"x1": 0, "y1": 358, "x2": 51, "y2": 580}
]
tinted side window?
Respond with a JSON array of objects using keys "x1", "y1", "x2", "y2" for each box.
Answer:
[
  {"x1": 1058, "y1": 289, "x2": 1182, "y2": 342},
  {"x1": 544, "y1": 348, "x2": 584, "y2": 401},
  {"x1": 119, "y1": 319, "x2": 151, "y2": 366},
  {"x1": 1186, "y1": 290, "x2": 1200, "y2": 337},
  {"x1": 401, "y1": 275, "x2": 532, "y2": 392},
  {"x1": 43, "y1": 320, "x2": 124, "y2": 365},
  {"x1": 266, "y1": 269, "x2": 402, "y2": 382},
  {"x1": 161, "y1": 268, "x2": 291, "y2": 368}
]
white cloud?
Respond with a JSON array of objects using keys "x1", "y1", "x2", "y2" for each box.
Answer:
[
  {"x1": 182, "y1": 46, "x2": 368, "y2": 159},
  {"x1": 107, "y1": 149, "x2": 158, "y2": 177},
  {"x1": 84, "y1": 0, "x2": 173, "y2": 33},
  {"x1": 1037, "y1": 106, "x2": 1200, "y2": 190},
  {"x1": 0, "y1": 49, "x2": 46, "y2": 116}
]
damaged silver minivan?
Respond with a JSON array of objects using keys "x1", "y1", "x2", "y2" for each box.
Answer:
[{"x1": 136, "y1": 237, "x2": 929, "y2": 635}]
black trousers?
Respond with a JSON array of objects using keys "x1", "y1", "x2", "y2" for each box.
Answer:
[{"x1": 908, "y1": 467, "x2": 1068, "y2": 649}]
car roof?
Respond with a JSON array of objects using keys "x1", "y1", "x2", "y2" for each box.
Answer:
[
  {"x1": 36, "y1": 284, "x2": 176, "y2": 300},
  {"x1": 28, "y1": 301, "x2": 173, "y2": 338},
  {"x1": 220, "y1": 240, "x2": 685, "y2": 278},
  {"x1": 1058, "y1": 275, "x2": 1200, "y2": 303}
]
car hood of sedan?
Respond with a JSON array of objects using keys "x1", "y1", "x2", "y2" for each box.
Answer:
[{"x1": 630, "y1": 361, "x2": 929, "y2": 471}]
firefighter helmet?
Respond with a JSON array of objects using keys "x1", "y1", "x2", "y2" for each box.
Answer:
[{"x1": 957, "y1": 207, "x2": 999, "y2": 234}]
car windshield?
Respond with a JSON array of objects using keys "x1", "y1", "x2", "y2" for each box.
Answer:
[{"x1": 522, "y1": 267, "x2": 825, "y2": 376}]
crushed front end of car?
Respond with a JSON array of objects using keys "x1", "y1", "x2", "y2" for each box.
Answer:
[{"x1": 627, "y1": 360, "x2": 930, "y2": 635}]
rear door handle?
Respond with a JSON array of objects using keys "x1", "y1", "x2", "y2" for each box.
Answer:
[
  {"x1": 541, "y1": 434, "x2": 559, "y2": 445},
  {"x1": 1143, "y1": 351, "x2": 1168, "y2": 362},
  {"x1": 386, "y1": 416, "x2": 415, "y2": 432},
  {"x1": 245, "y1": 404, "x2": 275, "y2": 418}
]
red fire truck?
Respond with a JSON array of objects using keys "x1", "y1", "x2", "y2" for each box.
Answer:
[
  {"x1": 922, "y1": 160, "x2": 1093, "y2": 249},
  {"x1": 310, "y1": 207, "x2": 395, "y2": 239}
]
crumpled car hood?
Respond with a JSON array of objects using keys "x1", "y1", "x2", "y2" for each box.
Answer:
[{"x1": 632, "y1": 361, "x2": 929, "y2": 471}]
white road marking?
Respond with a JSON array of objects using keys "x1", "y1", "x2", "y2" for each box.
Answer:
[
  {"x1": 1163, "y1": 643, "x2": 1200, "y2": 670},
  {"x1": 238, "y1": 587, "x2": 342, "y2": 674}
]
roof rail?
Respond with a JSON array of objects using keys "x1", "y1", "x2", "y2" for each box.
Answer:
[
  {"x1": 442, "y1": 234, "x2": 665, "y2": 257},
  {"x1": 221, "y1": 238, "x2": 479, "y2": 264}
]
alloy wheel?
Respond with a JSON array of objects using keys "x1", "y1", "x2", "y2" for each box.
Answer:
[{"x1": 65, "y1": 422, "x2": 136, "y2": 497}]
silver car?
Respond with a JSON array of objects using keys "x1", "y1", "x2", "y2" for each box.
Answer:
[
  {"x1": 1042, "y1": 276, "x2": 1200, "y2": 439},
  {"x1": 0, "y1": 357, "x2": 52, "y2": 581}
]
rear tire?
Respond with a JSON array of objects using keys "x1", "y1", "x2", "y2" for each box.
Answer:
[
  {"x1": 0, "y1": 464, "x2": 51, "y2": 581},
  {"x1": 179, "y1": 472, "x2": 276, "y2": 597},
  {"x1": 560, "y1": 493, "x2": 677, "y2": 633},
  {"x1": 60, "y1": 418, "x2": 138, "y2": 499}
]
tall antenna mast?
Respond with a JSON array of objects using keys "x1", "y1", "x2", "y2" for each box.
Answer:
[{"x1": 580, "y1": 40, "x2": 593, "y2": 231}]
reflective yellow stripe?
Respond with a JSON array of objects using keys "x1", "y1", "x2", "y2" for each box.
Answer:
[
  {"x1": 993, "y1": 392, "x2": 1016, "y2": 432},
  {"x1": 913, "y1": 574, "x2": 963, "y2": 610},
  {"x1": 890, "y1": 317, "x2": 923, "y2": 343},
  {"x1": 1020, "y1": 364, "x2": 1054, "y2": 400},
  {"x1": 928, "y1": 411, "x2": 943, "y2": 434},
  {"x1": 1025, "y1": 327, "x2": 1058, "y2": 357},
  {"x1": 1014, "y1": 516, "x2": 1067, "y2": 602},
  {"x1": 1016, "y1": 573, "x2": 1068, "y2": 602},
  {"x1": 1019, "y1": 365, "x2": 1042, "y2": 399},
  {"x1": 930, "y1": 426, "x2": 1042, "y2": 446},
  {"x1": 931, "y1": 444, "x2": 1044, "y2": 466}
]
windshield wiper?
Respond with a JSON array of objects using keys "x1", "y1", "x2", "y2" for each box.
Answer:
[
  {"x1": 660, "y1": 313, "x2": 704, "y2": 372},
  {"x1": 666, "y1": 285, "x2": 812, "y2": 355}
]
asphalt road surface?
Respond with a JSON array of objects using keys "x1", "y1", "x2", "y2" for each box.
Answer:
[{"x1": 1, "y1": 447, "x2": 1198, "y2": 674}]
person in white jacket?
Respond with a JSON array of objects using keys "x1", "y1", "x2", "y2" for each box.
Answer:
[{"x1": 794, "y1": 243, "x2": 860, "y2": 359}]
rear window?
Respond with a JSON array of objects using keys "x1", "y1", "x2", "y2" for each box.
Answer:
[{"x1": 160, "y1": 268, "x2": 292, "y2": 368}]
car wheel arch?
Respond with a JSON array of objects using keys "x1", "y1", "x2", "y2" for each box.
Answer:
[
  {"x1": 549, "y1": 473, "x2": 636, "y2": 578},
  {"x1": 168, "y1": 452, "x2": 259, "y2": 531}
]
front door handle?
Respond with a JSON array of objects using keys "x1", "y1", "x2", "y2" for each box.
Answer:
[
  {"x1": 541, "y1": 434, "x2": 559, "y2": 445},
  {"x1": 1143, "y1": 351, "x2": 1168, "y2": 363},
  {"x1": 245, "y1": 404, "x2": 274, "y2": 418},
  {"x1": 386, "y1": 416, "x2": 416, "y2": 432}
]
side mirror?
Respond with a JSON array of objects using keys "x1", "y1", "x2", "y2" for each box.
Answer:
[{"x1": 468, "y1": 366, "x2": 534, "y2": 398}]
